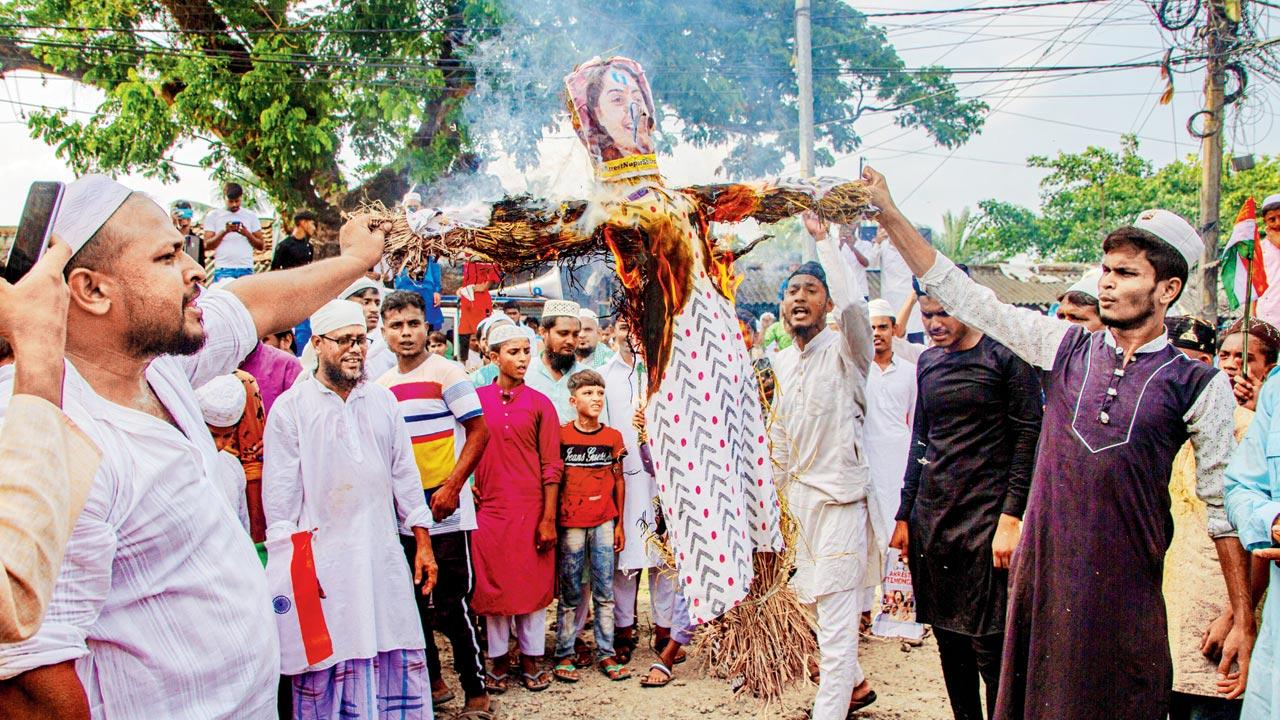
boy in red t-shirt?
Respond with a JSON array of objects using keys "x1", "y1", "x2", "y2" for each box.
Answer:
[{"x1": 551, "y1": 369, "x2": 630, "y2": 683}]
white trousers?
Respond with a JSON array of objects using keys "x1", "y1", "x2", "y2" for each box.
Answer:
[
  {"x1": 805, "y1": 587, "x2": 866, "y2": 720},
  {"x1": 485, "y1": 611, "x2": 546, "y2": 658},
  {"x1": 612, "y1": 568, "x2": 679, "y2": 629}
]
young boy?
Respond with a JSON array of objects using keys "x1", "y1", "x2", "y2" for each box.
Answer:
[
  {"x1": 427, "y1": 331, "x2": 449, "y2": 357},
  {"x1": 552, "y1": 369, "x2": 630, "y2": 682}
]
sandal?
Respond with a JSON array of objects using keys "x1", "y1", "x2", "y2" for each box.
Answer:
[
  {"x1": 651, "y1": 637, "x2": 687, "y2": 665},
  {"x1": 573, "y1": 638, "x2": 593, "y2": 668},
  {"x1": 615, "y1": 626, "x2": 637, "y2": 665},
  {"x1": 599, "y1": 658, "x2": 632, "y2": 681},
  {"x1": 483, "y1": 671, "x2": 508, "y2": 695},
  {"x1": 847, "y1": 689, "x2": 878, "y2": 716},
  {"x1": 521, "y1": 669, "x2": 551, "y2": 692},
  {"x1": 553, "y1": 659, "x2": 580, "y2": 683},
  {"x1": 431, "y1": 687, "x2": 455, "y2": 706},
  {"x1": 640, "y1": 662, "x2": 673, "y2": 688}
]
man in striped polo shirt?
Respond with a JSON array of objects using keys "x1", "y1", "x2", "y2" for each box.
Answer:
[{"x1": 377, "y1": 290, "x2": 493, "y2": 716}]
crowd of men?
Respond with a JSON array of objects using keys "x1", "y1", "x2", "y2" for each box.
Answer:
[{"x1": 4, "y1": 174, "x2": 1280, "y2": 720}]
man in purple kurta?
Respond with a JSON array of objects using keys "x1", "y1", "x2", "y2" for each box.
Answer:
[
  {"x1": 863, "y1": 167, "x2": 1255, "y2": 720},
  {"x1": 239, "y1": 340, "x2": 302, "y2": 416}
]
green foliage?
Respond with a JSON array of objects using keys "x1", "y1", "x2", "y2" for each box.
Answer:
[
  {"x1": 1, "y1": 0, "x2": 986, "y2": 220},
  {"x1": 965, "y1": 136, "x2": 1280, "y2": 262}
]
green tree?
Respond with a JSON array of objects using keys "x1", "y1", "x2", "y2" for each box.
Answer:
[
  {"x1": 968, "y1": 137, "x2": 1280, "y2": 262},
  {"x1": 0, "y1": 0, "x2": 986, "y2": 235},
  {"x1": 935, "y1": 207, "x2": 978, "y2": 262}
]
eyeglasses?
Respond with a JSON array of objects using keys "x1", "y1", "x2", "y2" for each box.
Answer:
[{"x1": 317, "y1": 334, "x2": 369, "y2": 350}]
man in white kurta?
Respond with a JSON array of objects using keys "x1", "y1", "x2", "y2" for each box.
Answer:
[
  {"x1": 770, "y1": 216, "x2": 877, "y2": 720},
  {"x1": 263, "y1": 300, "x2": 437, "y2": 720},
  {"x1": 600, "y1": 319, "x2": 678, "y2": 656},
  {"x1": 863, "y1": 298, "x2": 917, "y2": 613}
]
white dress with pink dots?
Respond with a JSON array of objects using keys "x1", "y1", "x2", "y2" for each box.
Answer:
[{"x1": 645, "y1": 270, "x2": 782, "y2": 623}]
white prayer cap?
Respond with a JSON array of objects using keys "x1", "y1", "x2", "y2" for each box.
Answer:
[
  {"x1": 1133, "y1": 209, "x2": 1201, "y2": 269},
  {"x1": 310, "y1": 299, "x2": 366, "y2": 337},
  {"x1": 402, "y1": 191, "x2": 423, "y2": 204},
  {"x1": 541, "y1": 299, "x2": 581, "y2": 320},
  {"x1": 1262, "y1": 194, "x2": 1280, "y2": 214},
  {"x1": 196, "y1": 374, "x2": 246, "y2": 428},
  {"x1": 867, "y1": 298, "x2": 895, "y2": 320},
  {"x1": 52, "y1": 174, "x2": 134, "y2": 254},
  {"x1": 488, "y1": 324, "x2": 528, "y2": 349},
  {"x1": 341, "y1": 276, "x2": 381, "y2": 300},
  {"x1": 1066, "y1": 268, "x2": 1102, "y2": 300},
  {"x1": 478, "y1": 315, "x2": 512, "y2": 339},
  {"x1": 577, "y1": 309, "x2": 600, "y2": 326}
]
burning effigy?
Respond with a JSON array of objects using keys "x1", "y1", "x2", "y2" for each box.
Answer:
[{"x1": 363, "y1": 55, "x2": 872, "y2": 701}]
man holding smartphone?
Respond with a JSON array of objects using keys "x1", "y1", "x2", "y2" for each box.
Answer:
[{"x1": 203, "y1": 182, "x2": 264, "y2": 283}]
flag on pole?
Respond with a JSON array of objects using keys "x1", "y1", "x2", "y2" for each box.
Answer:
[
  {"x1": 1221, "y1": 197, "x2": 1268, "y2": 311},
  {"x1": 265, "y1": 530, "x2": 334, "y2": 673}
]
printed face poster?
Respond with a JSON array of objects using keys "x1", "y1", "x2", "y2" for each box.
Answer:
[
  {"x1": 564, "y1": 57, "x2": 659, "y2": 181},
  {"x1": 871, "y1": 548, "x2": 926, "y2": 640}
]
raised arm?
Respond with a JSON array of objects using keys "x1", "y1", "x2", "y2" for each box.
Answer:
[
  {"x1": 813, "y1": 221, "x2": 872, "y2": 380},
  {"x1": 226, "y1": 215, "x2": 386, "y2": 337},
  {"x1": 862, "y1": 167, "x2": 1070, "y2": 371}
]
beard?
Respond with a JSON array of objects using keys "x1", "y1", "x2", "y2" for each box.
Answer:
[
  {"x1": 321, "y1": 359, "x2": 366, "y2": 393},
  {"x1": 575, "y1": 342, "x2": 597, "y2": 360},
  {"x1": 123, "y1": 289, "x2": 206, "y2": 358},
  {"x1": 1100, "y1": 293, "x2": 1158, "y2": 331},
  {"x1": 548, "y1": 348, "x2": 577, "y2": 373}
]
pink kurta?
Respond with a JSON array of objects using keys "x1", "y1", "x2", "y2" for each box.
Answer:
[{"x1": 471, "y1": 383, "x2": 563, "y2": 616}]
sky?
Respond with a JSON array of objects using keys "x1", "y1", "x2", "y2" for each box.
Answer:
[{"x1": 0, "y1": 0, "x2": 1274, "y2": 231}]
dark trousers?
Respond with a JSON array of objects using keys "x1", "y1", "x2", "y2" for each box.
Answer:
[
  {"x1": 934, "y1": 627, "x2": 1003, "y2": 720},
  {"x1": 399, "y1": 530, "x2": 487, "y2": 698},
  {"x1": 1170, "y1": 692, "x2": 1242, "y2": 720}
]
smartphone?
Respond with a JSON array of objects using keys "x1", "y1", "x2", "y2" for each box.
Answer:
[{"x1": 4, "y1": 181, "x2": 65, "y2": 284}]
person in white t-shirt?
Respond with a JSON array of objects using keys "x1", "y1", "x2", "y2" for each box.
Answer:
[{"x1": 203, "y1": 182, "x2": 265, "y2": 283}]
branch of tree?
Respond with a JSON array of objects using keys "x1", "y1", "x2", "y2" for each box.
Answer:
[
  {"x1": 158, "y1": 0, "x2": 253, "y2": 73},
  {"x1": 0, "y1": 37, "x2": 84, "y2": 81}
]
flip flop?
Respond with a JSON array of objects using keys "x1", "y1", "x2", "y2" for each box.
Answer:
[
  {"x1": 521, "y1": 669, "x2": 551, "y2": 692},
  {"x1": 553, "y1": 659, "x2": 580, "y2": 683},
  {"x1": 640, "y1": 662, "x2": 673, "y2": 688},
  {"x1": 599, "y1": 659, "x2": 632, "y2": 681},
  {"x1": 846, "y1": 690, "x2": 878, "y2": 716},
  {"x1": 483, "y1": 671, "x2": 508, "y2": 695}
]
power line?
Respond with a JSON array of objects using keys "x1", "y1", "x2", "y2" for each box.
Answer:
[{"x1": 854, "y1": 0, "x2": 1111, "y2": 19}]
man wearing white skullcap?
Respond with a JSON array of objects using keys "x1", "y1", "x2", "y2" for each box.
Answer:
[
  {"x1": 862, "y1": 296, "x2": 918, "y2": 620},
  {"x1": 575, "y1": 308, "x2": 615, "y2": 369},
  {"x1": 195, "y1": 374, "x2": 252, "y2": 534},
  {"x1": 403, "y1": 191, "x2": 424, "y2": 213},
  {"x1": 864, "y1": 167, "x2": 1249, "y2": 720},
  {"x1": 0, "y1": 174, "x2": 391, "y2": 719},
  {"x1": 468, "y1": 315, "x2": 513, "y2": 388},
  {"x1": 343, "y1": 276, "x2": 398, "y2": 379},
  {"x1": 1251, "y1": 194, "x2": 1280, "y2": 326},
  {"x1": 1055, "y1": 269, "x2": 1103, "y2": 332},
  {"x1": 263, "y1": 298, "x2": 437, "y2": 719},
  {"x1": 526, "y1": 299, "x2": 589, "y2": 423}
]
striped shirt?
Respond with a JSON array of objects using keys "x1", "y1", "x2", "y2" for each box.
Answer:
[{"x1": 378, "y1": 355, "x2": 484, "y2": 535}]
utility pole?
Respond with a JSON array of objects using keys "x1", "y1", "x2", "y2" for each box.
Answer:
[
  {"x1": 1197, "y1": 0, "x2": 1230, "y2": 323},
  {"x1": 795, "y1": 0, "x2": 815, "y2": 177}
]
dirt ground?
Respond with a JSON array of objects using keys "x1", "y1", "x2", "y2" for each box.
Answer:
[{"x1": 435, "y1": 581, "x2": 955, "y2": 720}]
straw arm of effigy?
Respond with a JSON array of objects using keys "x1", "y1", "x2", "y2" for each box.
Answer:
[{"x1": 680, "y1": 180, "x2": 871, "y2": 226}]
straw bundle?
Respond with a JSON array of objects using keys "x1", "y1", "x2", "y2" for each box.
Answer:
[{"x1": 682, "y1": 181, "x2": 872, "y2": 226}]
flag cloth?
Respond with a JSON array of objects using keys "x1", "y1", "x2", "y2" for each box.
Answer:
[
  {"x1": 265, "y1": 530, "x2": 334, "y2": 674},
  {"x1": 1221, "y1": 197, "x2": 1269, "y2": 311}
]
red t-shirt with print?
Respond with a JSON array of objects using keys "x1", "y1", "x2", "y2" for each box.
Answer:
[{"x1": 558, "y1": 422, "x2": 626, "y2": 528}]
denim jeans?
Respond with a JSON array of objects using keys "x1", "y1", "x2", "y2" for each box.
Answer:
[
  {"x1": 211, "y1": 266, "x2": 254, "y2": 283},
  {"x1": 554, "y1": 521, "x2": 616, "y2": 660}
]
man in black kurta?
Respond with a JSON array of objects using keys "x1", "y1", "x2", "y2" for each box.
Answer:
[
  {"x1": 892, "y1": 292, "x2": 1042, "y2": 720},
  {"x1": 863, "y1": 167, "x2": 1255, "y2": 720}
]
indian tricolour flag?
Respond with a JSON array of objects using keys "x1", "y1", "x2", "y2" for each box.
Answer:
[
  {"x1": 265, "y1": 530, "x2": 334, "y2": 674},
  {"x1": 1221, "y1": 197, "x2": 1269, "y2": 311}
]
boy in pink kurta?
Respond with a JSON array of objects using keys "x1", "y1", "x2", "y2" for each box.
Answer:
[{"x1": 471, "y1": 324, "x2": 563, "y2": 692}]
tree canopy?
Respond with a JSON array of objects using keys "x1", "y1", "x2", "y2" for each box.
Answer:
[
  {"x1": 0, "y1": 0, "x2": 986, "y2": 227},
  {"x1": 965, "y1": 136, "x2": 1280, "y2": 262}
]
